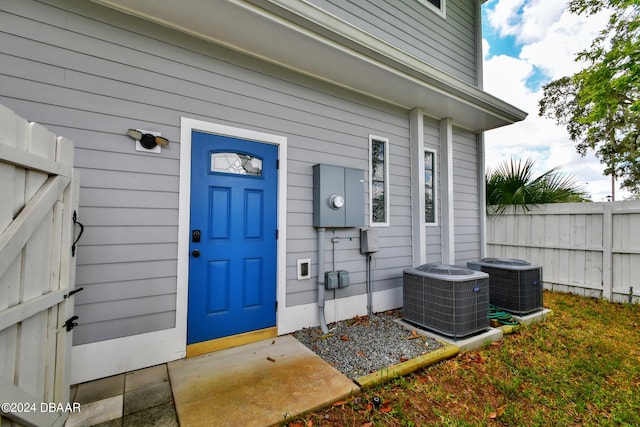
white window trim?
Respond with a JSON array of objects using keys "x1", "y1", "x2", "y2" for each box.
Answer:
[
  {"x1": 369, "y1": 135, "x2": 390, "y2": 227},
  {"x1": 424, "y1": 147, "x2": 438, "y2": 227},
  {"x1": 416, "y1": 0, "x2": 446, "y2": 18}
]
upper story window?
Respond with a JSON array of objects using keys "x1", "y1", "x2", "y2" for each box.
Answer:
[
  {"x1": 424, "y1": 149, "x2": 437, "y2": 225},
  {"x1": 417, "y1": 0, "x2": 446, "y2": 17},
  {"x1": 369, "y1": 135, "x2": 390, "y2": 226}
]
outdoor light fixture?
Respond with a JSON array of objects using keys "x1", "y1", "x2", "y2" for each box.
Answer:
[{"x1": 127, "y1": 128, "x2": 169, "y2": 151}]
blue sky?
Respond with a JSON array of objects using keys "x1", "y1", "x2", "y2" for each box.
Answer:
[
  {"x1": 482, "y1": 7, "x2": 519, "y2": 56},
  {"x1": 480, "y1": 0, "x2": 629, "y2": 201},
  {"x1": 481, "y1": 2, "x2": 551, "y2": 92}
]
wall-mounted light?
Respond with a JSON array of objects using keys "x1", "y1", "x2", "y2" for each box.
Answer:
[{"x1": 127, "y1": 129, "x2": 169, "y2": 153}]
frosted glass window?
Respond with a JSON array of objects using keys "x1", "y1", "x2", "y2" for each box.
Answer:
[{"x1": 211, "y1": 152, "x2": 262, "y2": 176}]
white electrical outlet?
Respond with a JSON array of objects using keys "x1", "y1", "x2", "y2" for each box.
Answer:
[{"x1": 297, "y1": 258, "x2": 311, "y2": 280}]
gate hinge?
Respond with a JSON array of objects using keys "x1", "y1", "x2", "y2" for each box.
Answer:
[
  {"x1": 64, "y1": 315, "x2": 79, "y2": 332},
  {"x1": 276, "y1": 229, "x2": 279, "y2": 240},
  {"x1": 275, "y1": 300, "x2": 278, "y2": 312}
]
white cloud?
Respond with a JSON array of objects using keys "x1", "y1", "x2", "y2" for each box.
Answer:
[
  {"x1": 482, "y1": 38, "x2": 490, "y2": 58},
  {"x1": 483, "y1": 54, "x2": 534, "y2": 111},
  {"x1": 517, "y1": 1, "x2": 568, "y2": 43},
  {"x1": 486, "y1": 0, "x2": 526, "y2": 38},
  {"x1": 519, "y1": 9, "x2": 610, "y2": 79},
  {"x1": 486, "y1": 0, "x2": 566, "y2": 44},
  {"x1": 482, "y1": 1, "x2": 629, "y2": 201}
]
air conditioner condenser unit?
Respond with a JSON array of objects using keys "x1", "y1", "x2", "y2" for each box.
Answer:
[
  {"x1": 403, "y1": 263, "x2": 490, "y2": 338},
  {"x1": 467, "y1": 258, "x2": 543, "y2": 315}
]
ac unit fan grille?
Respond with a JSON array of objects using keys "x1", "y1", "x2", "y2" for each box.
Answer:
[{"x1": 403, "y1": 268, "x2": 490, "y2": 338}]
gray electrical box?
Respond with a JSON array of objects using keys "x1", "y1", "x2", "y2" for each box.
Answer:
[
  {"x1": 360, "y1": 227, "x2": 379, "y2": 254},
  {"x1": 313, "y1": 164, "x2": 365, "y2": 227},
  {"x1": 325, "y1": 271, "x2": 339, "y2": 289},
  {"x1": 338, "y1": 270, "x2": 350, "y2": 288}
]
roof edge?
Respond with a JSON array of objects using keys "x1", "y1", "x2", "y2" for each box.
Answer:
[{"x1": 246, "y1": 0, "x2": 527, "y2": 124}]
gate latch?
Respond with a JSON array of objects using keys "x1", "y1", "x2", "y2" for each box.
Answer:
[{"x1": 64, "y1": 316, "x2": 79, "y2": 332}]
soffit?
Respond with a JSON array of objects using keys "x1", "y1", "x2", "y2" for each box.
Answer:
[{"x1": 91, "y1": 0, "x2": 527, "y2": 131}]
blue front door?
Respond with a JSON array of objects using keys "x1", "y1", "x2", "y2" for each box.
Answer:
[{"x1": 188, "y1": 131, "x2": 278, "y2": 344}]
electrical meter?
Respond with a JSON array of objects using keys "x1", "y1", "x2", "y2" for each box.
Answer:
[{"x1": 329, "y1": 194, "x2": 345, "y2": 209}]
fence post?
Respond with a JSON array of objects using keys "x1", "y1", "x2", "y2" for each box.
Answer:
[{"x1": 602, "y1": 204, "x2": 613, "y2": 300}]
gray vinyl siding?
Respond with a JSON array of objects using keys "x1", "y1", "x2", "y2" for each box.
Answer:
[
  {"x1": 375, "y1": 134, "x2": 412, "y2": 292},
  {"x1": 0, "y1": 0, "x2": 414, "y2": 344},
  {"x1": 305, "y1": 0, "x2": 478, "y2": 84},
  {"x1": 452, "y1": 127, "x2": 480, "y2": 264},
  {"x1": 286, "y1": 119, "x2": 412, "y2": 306},
  {"x1": 423, "y1": 116, "x2": 442, "y2": 264}
]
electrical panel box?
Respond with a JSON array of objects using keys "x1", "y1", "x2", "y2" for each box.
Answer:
[
  {"x1": 360, "y1": 228, "x2": 379, "y2": 254},
  {"x1": 313, "y1": 164, "x2": 365, "y2": 228}
]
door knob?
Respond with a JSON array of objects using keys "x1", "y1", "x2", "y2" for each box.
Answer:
[{"x1": 192, "y1": 249, "x2": 200, "y2": 258}]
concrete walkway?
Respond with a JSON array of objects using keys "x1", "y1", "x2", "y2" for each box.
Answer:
[
  {"x1": 168, "y1": 335, "x2": 358, "y2": 426},
  {"x1": 65, "y1": 335, "x2": 358, "y2": 427}
]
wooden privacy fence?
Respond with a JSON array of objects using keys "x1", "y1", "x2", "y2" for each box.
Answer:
[
  {"x1": 0, "y1": 105, "x2": 80, "y2": 427},
  {"x1": 487, "y1": 202, "x2": 640, "y2": 303}
]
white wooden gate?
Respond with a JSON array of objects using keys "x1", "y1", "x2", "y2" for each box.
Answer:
[{"x1": 0, "y1": 105, "x2": 80, "y2": 427}]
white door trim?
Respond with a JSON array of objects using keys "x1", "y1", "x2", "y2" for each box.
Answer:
[{"x1": 177, "y1": 118, "x2": 288, "y2": 347}]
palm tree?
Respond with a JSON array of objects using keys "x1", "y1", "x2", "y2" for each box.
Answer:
[{"x1": 486, "y1": 158, "x2": 588, "y2": 214}]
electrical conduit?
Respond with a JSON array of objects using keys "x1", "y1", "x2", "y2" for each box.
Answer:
[
  {"x1": 366, "y1": 255, "x2": 372, "y2": 316},
  {"x1": 317, "y1": 227, "x2": 329, "y2": 334}
]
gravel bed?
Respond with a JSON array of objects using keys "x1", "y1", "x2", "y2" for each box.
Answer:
[{"x1": 293, "y1": 310, "x2": 442, "y2": 379}]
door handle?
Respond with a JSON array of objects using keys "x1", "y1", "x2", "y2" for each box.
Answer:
[{"x1": 192, "y1": 249, "x2": 200, "y2": 258}]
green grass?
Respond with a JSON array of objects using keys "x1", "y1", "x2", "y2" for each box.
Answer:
[{"x1": 286, "y1": 291, "x2": 640, "y2": 426}]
